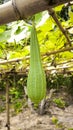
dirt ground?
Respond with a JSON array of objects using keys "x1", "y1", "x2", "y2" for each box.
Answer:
[{"x1": 0, "y1": 87, "x2": 73, "y2": 130}]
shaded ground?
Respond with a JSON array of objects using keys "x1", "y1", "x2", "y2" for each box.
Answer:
[{"x1": 0, "y1": 87, "x2": 73, "y2": 130}]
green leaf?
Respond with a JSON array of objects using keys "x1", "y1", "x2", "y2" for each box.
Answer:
[
  {"x1": 0, "y1": 30, "x2": 11, "y2": 42},
  {"x1": 0, "y1": 25, "x2": 6, "y2": 33},
  {"x1": 69, "y1": 10, "x2": 73, "y2": 23}
]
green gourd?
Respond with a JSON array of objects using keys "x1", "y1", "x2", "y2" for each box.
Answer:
[{"x1": 27, "y1": 25, "x2": 46, "y2": 105}]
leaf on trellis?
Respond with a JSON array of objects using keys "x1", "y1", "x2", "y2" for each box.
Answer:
[{"x1": 69, "y1": 10, "x2": 73, "y2": 23}]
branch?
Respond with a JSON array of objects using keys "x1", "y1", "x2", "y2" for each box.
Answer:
[
  {"x1": 46, "y1": 64, "x2": 73, "y2": 71},
  {"x1": 46, "y1": 69, "x2": 73, "y2": 74},
  {"x1": 0, "y1": 46, "x2": 73, "y2": 65},
  {"x1": 5, "y1": 78, "x2": 10, "y2": 130},
  {"x1": 66, "y1": 26, "x2": 73, "y2": 30},
  {"x1": 48, "y1": 7, "x2": 71, "y2": 46},
  {"x1": 0, "y1": 64, "x2": 73, "y2": 75},
  {"x1": 0, "y1": 56, "x2": 29, "y2": 65},
  {"x1": 0, "y1": 0, "x2": 73, "y2": 25},
  {"x1": 45, "y1": 46, "x2": 73, "y2": 56},
  {"x1": 57, "y1": 59, "x2": 73, "y2": 65}
]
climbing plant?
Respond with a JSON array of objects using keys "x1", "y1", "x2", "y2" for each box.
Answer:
[{"x1": 0, "y1": 3, "x2": 73, "y2": 90}]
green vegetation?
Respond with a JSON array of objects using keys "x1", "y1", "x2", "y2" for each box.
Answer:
[
  {"x1": 51, "y1": 116, "x2": 65, "y2": 129},
  {"x1": 0, "y1": 3, "x2": 73, "y2": 113},
  {"x1": 51, "y1": 116, "x2": 58, "y2": 124},
  {"x1": 53, "y1": 98, "x2": 66, "y2": 108}
]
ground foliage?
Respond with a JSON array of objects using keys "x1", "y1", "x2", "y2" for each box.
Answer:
[{"x1": 0, "y1": 84, "x2": 73, "y2": 130}]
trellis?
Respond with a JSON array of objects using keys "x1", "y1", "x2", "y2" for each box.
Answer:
[{"x1": 0, "y1": 1, "x2": 73, "y2": 130}]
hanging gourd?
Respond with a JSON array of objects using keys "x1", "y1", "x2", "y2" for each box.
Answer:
[{"x1": 27, "y1": 24, "x2": 46, "y2": 105}]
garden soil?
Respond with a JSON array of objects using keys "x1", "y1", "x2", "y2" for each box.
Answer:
[{"x1": 0, "y1": 88, "x2": 73, "y2": 130}]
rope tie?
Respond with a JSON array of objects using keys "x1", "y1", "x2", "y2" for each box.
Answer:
[{"x1": 12, "y1": 0, "x2": 22, "y2": 20}]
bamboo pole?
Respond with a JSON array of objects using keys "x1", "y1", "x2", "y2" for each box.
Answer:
[{"x1": 0, "y1": 0, "x2": 73, "y2": 25}]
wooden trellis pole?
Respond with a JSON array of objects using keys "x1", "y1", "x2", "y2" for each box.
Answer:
[
  {"x1": 5, "y1": 78, "x2": 10, "y2": 130},
  {"x1": 48, "y1": 7, "x2": 71, "y2": 46},
  {"x1": 0, "y1": 0, "x2": 73, "y2": 25}
]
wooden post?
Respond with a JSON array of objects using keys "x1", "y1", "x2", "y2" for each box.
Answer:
[{"x1": 6, "y1": 79, "x2": 10, "y2": 130}]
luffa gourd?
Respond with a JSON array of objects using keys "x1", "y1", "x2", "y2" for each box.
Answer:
[{"x1": 27, "y1": 25, "x2": 46, "y2": 105}]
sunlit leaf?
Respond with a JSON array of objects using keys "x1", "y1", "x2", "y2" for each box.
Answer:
[
  {"x1": 69, "y1": 10, "x2": 73, "y2": 23},
  {"x1": 0, "y1": 30, "x2": 11, "y2": 42}
]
